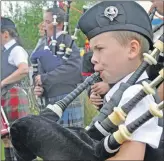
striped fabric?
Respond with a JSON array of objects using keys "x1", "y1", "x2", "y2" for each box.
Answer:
[
  {"x1": 48, "y1": 94, "x2": 84, "y2": 128},
  {"x1": 1, "y1": 87, "x2": 30, "y2": 124}
]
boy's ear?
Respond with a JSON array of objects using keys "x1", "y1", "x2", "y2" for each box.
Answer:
[{"x1": 128, "y1": 40, "x2": 140, "y2": 59}]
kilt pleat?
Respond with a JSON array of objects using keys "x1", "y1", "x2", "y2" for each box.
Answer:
[{"x1": 1, "y1": 87, "x2": 30, "y2": 124}]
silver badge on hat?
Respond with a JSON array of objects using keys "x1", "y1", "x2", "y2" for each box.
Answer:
[{"x1": 104, "y1": 6, "x2": 118, "y2": 21}]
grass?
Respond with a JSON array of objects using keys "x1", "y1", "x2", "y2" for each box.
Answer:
[
  {"x1": 1, "y1": 142, "x2": 4, "y2": 160},
  {"x1": 1, "y1": 91, "x2": 98, "y2": 160}
]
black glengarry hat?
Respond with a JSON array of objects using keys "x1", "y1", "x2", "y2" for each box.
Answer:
[{"x1": 78, "y1": 1, "x2": 153, "y2": 48}]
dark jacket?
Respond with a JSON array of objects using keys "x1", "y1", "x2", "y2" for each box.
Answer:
[{"x1": 31, "y1": 34, "x2": 83, "y2": 98}]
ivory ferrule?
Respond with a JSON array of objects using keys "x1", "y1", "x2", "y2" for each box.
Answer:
[
  {"x1": 71, "y1": 35, "x2": 77, "y2": 40},
  {"x1": 153, "y1": 40, "x2": 164, "y2": 53},
  {"x1": 108, "y1": 107, "x2": 127, "y2": 126},
  {"x1": 150, "y1": 48, "x2": 160, "y2": 58},
  {"x1": 149, "y1": 103, "x2": 163, "y2": 118},
  {"x1": 113, "y1": 125, "x2": 131, "y2": 144},
  {"x1": 59, "y1": 43, "x2": 66, "y2": 49},
  {"x1": 142, "y1": 81, "x2": 155, "y2": 95},
  {"x1": 143, "y1": 53, "x2": 157, "y2": 65},
  {"x1": 64, "y1": 22, "x2": 68, "y2": 25},
  {"x1": 66, "y1": 48, "x2": 72, "y2": 54},
  {"x1": 142, "y1": 70, "x2": 164, "y2": 95},
  {"x1": 51, "y1": 40, "x2": 57, "y2": 45}
]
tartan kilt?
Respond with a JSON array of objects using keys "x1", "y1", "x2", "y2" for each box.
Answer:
[
  {"x1": 1, "y1": 87, "x2": 30, "y2": 124},
  {"x1": 48, "y1": 94, "x2": 84, "y2": 128}
]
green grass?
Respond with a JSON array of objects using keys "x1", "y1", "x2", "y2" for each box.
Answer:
[
  {"x1": 1, "y1": 91, "x2": 98, "y2": 160},
  {"x1": 1, "y1": 142, "x2": 5, "y2": 160}
]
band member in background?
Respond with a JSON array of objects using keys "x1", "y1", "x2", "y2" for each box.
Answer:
[
  {"x1": 31, "y1": 7, "x2": 84, "y2": 127},
  {"x1": 1, "y1": 17, "x2": 30, "y2": 161}
]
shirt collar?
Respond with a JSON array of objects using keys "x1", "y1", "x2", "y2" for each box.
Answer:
[
  {"x1": 50, "y1": 31, "x2": 63, "y2": 40},
  {"x1": 105, "y1": 71, "x2": 149, "y2": 102},
  {"x1": 4, "y1": 39, "x2": 16, "y2": 50}
]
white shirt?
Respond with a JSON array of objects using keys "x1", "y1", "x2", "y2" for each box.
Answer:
[
  {"x1": 51, "y1": 30, "x2": 63, "y2": 40},
  {"x1": 4, "y1": 39, "x2": 28, "y2": 67},
  {"x1": 105, "y1": 72, "x2": 163, "y2": 148},
  {"x1": 49, "y1": 31, "x2": 63, "y2": 45}
]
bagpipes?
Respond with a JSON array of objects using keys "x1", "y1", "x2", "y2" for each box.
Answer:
[
  {"x1": 31, "y1": 0, "x2": 72, "y2": 110},
  {"x1": 10, "y1": 71, "x2": 164, "y2": 160},
  {"x1": 32, "y1": 33, "x2": 163, "y2": 161},
  {"x1": 10, "y1": 33, "x2": 164, "y2": 161},
  {"x1": 31, "y1": 0, "x2": 88, "y2": 73},
  {"x1": 31, "y1": 0, "x2": 63, "y2": 73},
  {"x1": 30, "y1": 1, "x2": 90, "y2": 110},
  {"x1": 10, "y1": 5, "x2": 164, "y2": 161}
]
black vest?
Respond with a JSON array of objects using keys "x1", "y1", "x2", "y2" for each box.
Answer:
[{"x1": 1, "y1": 43, "x2": 20, "y2": 95}]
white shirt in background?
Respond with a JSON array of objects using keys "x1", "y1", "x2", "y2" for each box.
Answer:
[{"x1": 4, "y1": 39, "x2": 29, "y2": 67}]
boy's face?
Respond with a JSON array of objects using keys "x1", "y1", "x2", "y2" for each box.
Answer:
[{"x1": 90, "y1": 32, "x2": 133, "y2": 84}]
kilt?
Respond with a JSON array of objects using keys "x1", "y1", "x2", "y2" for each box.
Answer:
[
  {"x1": 47, "y1": 94, "x2": 84, "y2": 128},
  {"x1": 1, "y1": 87, "x2": 30, "y2": 124}
]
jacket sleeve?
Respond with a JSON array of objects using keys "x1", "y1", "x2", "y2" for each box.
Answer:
[{"x1": 41, "y1": 35, "x2": 82, "y2": 85}]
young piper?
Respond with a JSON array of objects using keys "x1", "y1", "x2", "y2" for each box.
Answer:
[
  {"x1": 1, "y1": 17, "x2": 30, "y2": 161},
  {"x1": 9, "y1": 1, "x2": 163, "y2": 161},
  {"x1": 80, "y1": 1, "x2": 162, "y2": 160}
]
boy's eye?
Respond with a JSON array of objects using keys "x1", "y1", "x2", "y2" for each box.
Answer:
[{"x1": 97, "y1": 47, "x2": 103, "y2": 51}]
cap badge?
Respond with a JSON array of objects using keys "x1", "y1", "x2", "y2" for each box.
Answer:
[{"x1": 104, "y1": 6, "x2": 118, "y2": 21}]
